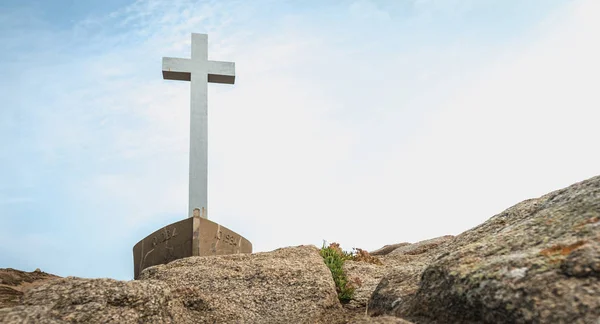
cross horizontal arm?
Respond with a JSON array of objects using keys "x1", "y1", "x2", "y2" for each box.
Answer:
[
  {"x1": 162, "y1": 57, "x2": 194, "y2": 81},
  {"x1": 207, "y1": 61, "x2": 235, "y2": 84}
]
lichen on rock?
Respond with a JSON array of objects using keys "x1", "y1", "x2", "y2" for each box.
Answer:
[{"x1": 368, "y1": 175, "x2": 600, "y2": 324}]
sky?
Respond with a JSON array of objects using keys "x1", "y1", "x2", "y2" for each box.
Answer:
[{"x1": 0, "y1": 0, "x2": 598, "y2": 280}]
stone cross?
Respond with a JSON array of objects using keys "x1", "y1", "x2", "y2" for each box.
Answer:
[{"x1": 162, "y1": 33, "x2": 235, "y2": 219}]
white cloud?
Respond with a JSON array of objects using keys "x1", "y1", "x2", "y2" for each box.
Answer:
[
  {"x1": 3, "y1": 0, "x2": 598, "y2": 279},
  {"x1": 205, "y1": 0, "x2": 600, "y2": 253},
  {"x1": 362, "y1": 0, "x2": 600, "y2": 242}
]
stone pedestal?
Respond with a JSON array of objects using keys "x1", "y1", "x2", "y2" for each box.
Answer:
[{"x1": 132, "y1": 216, "x2": 252, "y2": 279}]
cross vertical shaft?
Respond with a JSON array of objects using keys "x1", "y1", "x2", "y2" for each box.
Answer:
[
  {"x1": 189, "y1": 62, "x2": 208, "y2": 220},
  {"x1": 162, "y1": 33, "x2": 235, "y2": 219}
]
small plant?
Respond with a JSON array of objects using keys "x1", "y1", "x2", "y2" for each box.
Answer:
[
  {"x1": 320, "y1": 242, "x2": 384, "y2": 302},
  {"x1": 319, "y1": 242, "x2": 356, "y2": 303},
  {"x1": 352, "y1": 248, "x2": 383, "y2": 265}
]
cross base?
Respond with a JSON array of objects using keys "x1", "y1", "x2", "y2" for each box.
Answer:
[{"x1": 132, "y1": 216, "x2": 252, "y2": 279}]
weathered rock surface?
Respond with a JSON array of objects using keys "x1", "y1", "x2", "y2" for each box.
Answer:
[
  {"x1": 1, "y1": 277, "x2": 175, "y2": 323},
  {"x1": 370, "y1": 243, "x2": 411, "y2": 256},
  {"x1": 344, "y1": 260, "x2": 387, "y2": 310},
  {"x1": 349, "y1": 315, "x2": 414, "y2": 324},
  {"x1": 344, "y1": 235, "x2": 454, "y2": 310},
  {"x1": 0, "y1": 268, "x2": 59, "y2": 309},
  {"x1": 0, "y1": 245, "x2": 346, "y2": 323},
  {"x1": 369, "y1": 175, "x2": 600, "y2": 323},
  {"x1": 2, "y1": 175, "x2": 599, "y2": 323},
  {"x1": 139, "y1": 245, "x2": 343, "y2": 323},
  {"x1": 387, "y1": 235, "x2": 454, "y2": 257}
]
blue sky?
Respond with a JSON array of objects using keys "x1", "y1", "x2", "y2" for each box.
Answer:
[{"x1": 1, "y1": 0, "x2": 598, "y2": 280}]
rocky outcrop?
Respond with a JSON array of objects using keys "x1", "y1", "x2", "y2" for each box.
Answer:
[
  {"x1": 387, "y1": 235, "x2": 454, "y2": 257},
  {"x1": 370, "y1": 243, "x2": 411, "y2": 256},
  {"x1": 369, "y1": 175, "x2": 600, "y2": 323},
  {"x1": 2, "y1": 277, "x2": 175, "y2": 323},
  {"x1": 1, "y1": 175, "x2": 599, "y2": 323},
  {"x1": 0, "y1": 268, "x2": 59, "y2": 309},
  {"x1": 0, "y1": 245, "x2": 346, "y2": 323},
  {"x1": 138, "y1": 245, "x2": 343, "y2": 323},
  {"x1": 349, "y1": 315, "x2": 414, "y2": 324},
  {"x1": 344, "y1": 235, "x2": 454, "y2": 311}
]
